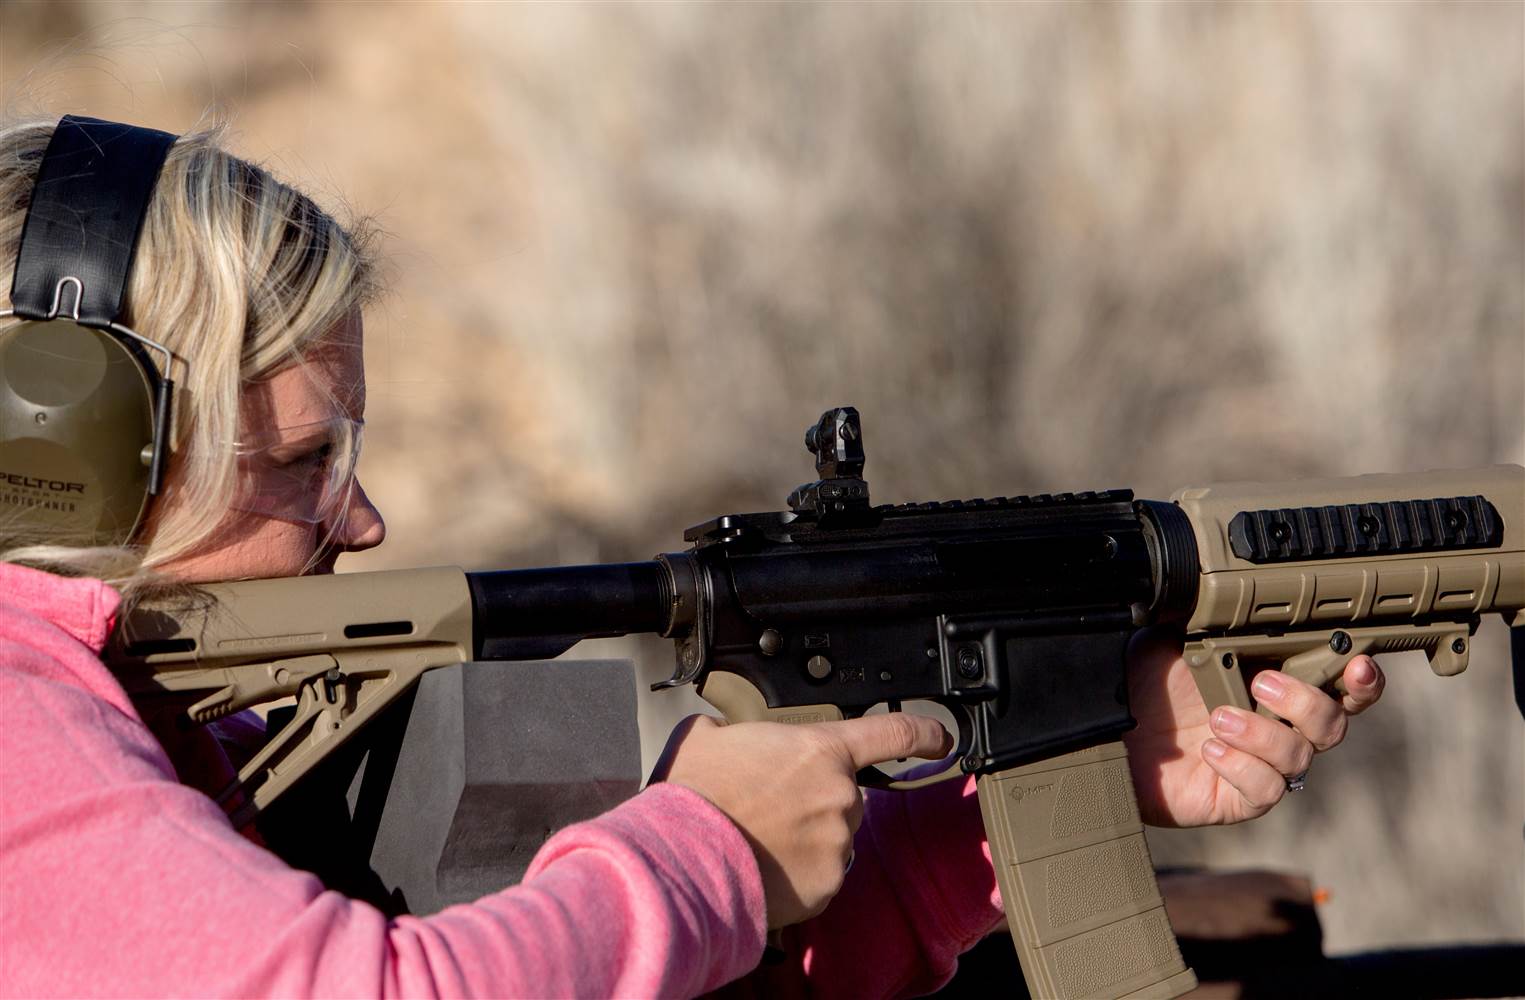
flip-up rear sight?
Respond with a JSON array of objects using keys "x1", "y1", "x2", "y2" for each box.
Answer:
[{"x1": 788, "y1": 406, "x2": 872, "y2": 520}]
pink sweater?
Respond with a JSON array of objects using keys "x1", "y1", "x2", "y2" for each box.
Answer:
[{"x1": 0, "y1": 564, "x2": 1001, "y2": 997}]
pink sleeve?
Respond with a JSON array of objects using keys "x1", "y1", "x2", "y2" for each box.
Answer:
[
  {"x1": 0, "y1": 607, "x2": 767, "y2": 999},
  {"x1": 720, "y1": 772, "x2": 1005, "y2": 998}
]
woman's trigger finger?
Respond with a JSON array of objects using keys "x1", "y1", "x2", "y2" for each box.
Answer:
[{"x1": 826, "y1": 713, "x2": 953, "y2": 770}]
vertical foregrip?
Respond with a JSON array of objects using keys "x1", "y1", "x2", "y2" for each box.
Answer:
[{"x1": 976, "y1": 741, "x2": 1196, "y2": 1000}]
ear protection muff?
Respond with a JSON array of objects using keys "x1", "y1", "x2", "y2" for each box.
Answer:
[{"x1": 0, "y1": 116, "x2": 179, "y2": 548}]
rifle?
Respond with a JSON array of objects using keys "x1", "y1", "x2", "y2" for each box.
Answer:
[{"x1": 110, "y1": 406, "x2": 1525, "y2": 1000}]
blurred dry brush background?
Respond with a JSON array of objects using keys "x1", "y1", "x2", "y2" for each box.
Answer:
[{"x1": 3, "y1": 0, "x2": 1521, "y2": 955}]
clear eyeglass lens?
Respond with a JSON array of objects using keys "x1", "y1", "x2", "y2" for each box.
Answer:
[{"x1": 231, "y1": 416, "x2": 364, "y2": 524}]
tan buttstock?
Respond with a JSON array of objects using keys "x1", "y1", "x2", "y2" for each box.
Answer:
[
  {"x1": 113, "y1": 567, "x2": 475, "y2": 827},
  {"x1": 979, "y1": 742, "x2": 1196, "y2": 1000},
  {"x1": 1173, "y1": 465, "x2": 1525, "y2": 713}
]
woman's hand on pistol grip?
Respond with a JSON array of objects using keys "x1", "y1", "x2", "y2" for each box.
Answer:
[{"x1": 651, "y1": 712, "x2": 952, "y2": 928}]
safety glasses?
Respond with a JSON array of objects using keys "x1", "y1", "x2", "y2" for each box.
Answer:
[{"x1": 232, "y1": 416, "x2": 364, "y2": 525}]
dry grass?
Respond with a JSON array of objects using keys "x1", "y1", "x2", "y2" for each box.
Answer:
[{"x1": 3, "y1": 0, "x2": 1520, "y2": 954}]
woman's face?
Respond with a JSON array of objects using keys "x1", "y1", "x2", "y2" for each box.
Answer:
[{"x1": 162, "y1": 313, "x2": 385, "y2": 582}]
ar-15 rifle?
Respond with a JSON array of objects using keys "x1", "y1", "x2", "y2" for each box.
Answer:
[{"x1": 110, "y1": 406, "x2": 1525, "y2": 1000}]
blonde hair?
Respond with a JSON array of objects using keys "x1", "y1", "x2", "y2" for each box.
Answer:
[{"x1": 0, "y1": 118, "x2": 379, "y2": 598}]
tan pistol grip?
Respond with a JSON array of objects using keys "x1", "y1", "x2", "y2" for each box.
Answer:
[{"x1": 977, "y1": 741, "x2": 1196, "y2": 1000}]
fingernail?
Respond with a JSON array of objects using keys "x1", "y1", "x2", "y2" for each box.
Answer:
[
  {"x1": 1202, "y1": 739, "x2": 1228, "y2": 760},
  {"x1": 1351, "y1": 657, "x2": 1376, "y2": 686},
  {"x1": 1252, "y1": 671, "x2": 1286, "y2": 701},
  {"x1": 1212, "y1": 708, "x2": 1246, "y2": 736}
]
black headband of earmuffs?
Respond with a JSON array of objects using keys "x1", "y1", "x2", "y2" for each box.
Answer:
[
  {"x1": 9, "y1": 115, "x2": 179, "y2": 498},
  {"x1": 12, "y1": 115, "x2": 177, "y2": 327}
]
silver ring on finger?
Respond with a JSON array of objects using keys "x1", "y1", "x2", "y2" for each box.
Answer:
[{"x1": 1285, "y1": 771, "x2": 1309, "y2": 793}]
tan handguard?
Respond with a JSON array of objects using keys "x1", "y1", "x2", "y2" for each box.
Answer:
[
  {"x1": 112, "y1": 567, "x2": 475, "y2": 829},
  {"x1": 1171, "y1": 465, "x2": 1525, "y2": 713},
  {"x1": 979, "y1": 742, "x2": 1196, "y2": 1000}
]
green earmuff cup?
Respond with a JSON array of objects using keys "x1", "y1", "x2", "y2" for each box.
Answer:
[{"x1": 0, "y1": 319, "x2": 157, "y2": 547}]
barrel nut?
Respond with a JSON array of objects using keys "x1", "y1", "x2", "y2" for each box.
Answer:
[
  {"x1": 1329, "y1": 631, "x2": 1353, "y2": 655},
  {"x1": 806, "y1": 655, "x2": 833, "y2": 681}
]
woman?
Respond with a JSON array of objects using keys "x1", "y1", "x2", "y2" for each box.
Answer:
[{"x1": 0, "y1": 118, "x2": 1385, "y2": 998}]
